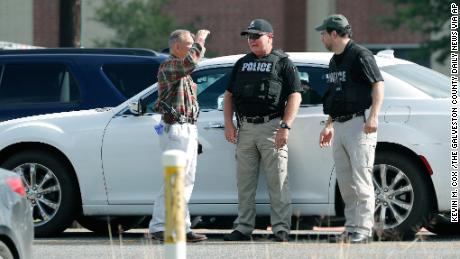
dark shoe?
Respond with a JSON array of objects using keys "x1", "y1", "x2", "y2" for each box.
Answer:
[
  {"x1": 350, "y1": 232, "x2": 372, "y2": 244},
  {"x1": 186, "y1": 232, "x2": 207, "y2": 242},
  {"x1": 273, "y1": 231, "x2": 289, "y2": 242},
  {"x1": 150, "y1": 231, "x2": 164, "y2": 241},
  {"x1": 329, "y1": 231, "x2": 352, "y2": 243},
  {"x1": 223, "y1": 230, "x2": 251, "y2": 241}
]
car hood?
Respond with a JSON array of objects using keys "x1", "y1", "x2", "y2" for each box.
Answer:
[{"x1": 0, "y1": 108, "x2": 115, "y2": 128}]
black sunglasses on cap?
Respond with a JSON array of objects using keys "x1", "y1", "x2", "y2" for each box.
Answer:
[{"x1": 244, "y1": 33, "x2": 266, "y2": 40}]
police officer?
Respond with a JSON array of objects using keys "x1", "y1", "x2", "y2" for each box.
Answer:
[
  {"x1": 317, "y1": 14, "x2": 384, "y2": 243},
  {"x1": 223, "y1": 19, "x2": 302, "y2": 242}
]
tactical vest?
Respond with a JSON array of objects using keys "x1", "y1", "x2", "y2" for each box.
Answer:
[
  {"x1": 322, "y1": 42, "x2": 373, "y2": 117},
  {"x1": 232, "y1": 50, "x2": 287, "y2": 116}
]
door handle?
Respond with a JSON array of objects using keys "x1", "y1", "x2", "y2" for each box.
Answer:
[{"x1": 204, "y1": 122, "x2": 225, "y2": 129}]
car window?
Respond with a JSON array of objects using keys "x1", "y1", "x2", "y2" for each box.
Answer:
[
  {"x1": 193, "y1": 67, "x2": 232, "y2": 110},
  {"x1": 297, "y1": 66, "x2": 328, "y2": 105},
  {"x1": 103, "y1": 63, "x2": 159, "y2": 99},
  {"x1": 380, "y1": 64, "x2": 450, "y2": 98},
  {"x1": 192, "y1": 66, "x2": 328, "y2": 109},
  {"x1": 142, "y1": 91, "x2": 158, "y2": 114},
  {"x1": 0, "y1": 63, "x2": 80, "y2": 104}
]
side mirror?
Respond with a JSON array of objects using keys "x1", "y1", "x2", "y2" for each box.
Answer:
[
  {"x1": 217, "y1": 93, "x2": 224, "y2": 111},
  {"x1": 128, "y1": 100, "x2": 146, "y2": 115}
]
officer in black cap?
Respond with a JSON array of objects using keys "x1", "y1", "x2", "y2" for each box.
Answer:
[
  {"x1": 317, "y1": 14, "x2": 385, "y2": 244},
  {"x1": 223, "y1": 18, "x2": 302, "y2": 242}
]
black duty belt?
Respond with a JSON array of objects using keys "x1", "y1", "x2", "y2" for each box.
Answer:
[
  {"x1": 332, "y1": 111, "x2": 365, "y2": 123},
  {"x1": 162, "y1": 113, "x2": 196, "y2": 125},
  {"x1": 240, "y1": 113, "x2": 280, "y2": 124}
]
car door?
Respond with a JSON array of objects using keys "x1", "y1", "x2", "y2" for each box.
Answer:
[
  {"x1": 192, "y1": 64, "x2": 335, "y2": 207},
  {"x1": 192, "y1": 67, "x2": 239, "y2": 203},
  {"x1": 287, "y1": 65, "x2": 335, "y2": 205},
  {"x1": 102, "y1": 90, "x2": 164, "y2": 204}
]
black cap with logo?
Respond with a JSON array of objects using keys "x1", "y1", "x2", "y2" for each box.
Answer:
[
  {"x1": 315, "y1": 14, "x2": 350, "y2": 31},
  {"x1": 241, "y1": 19, "x2": 273, "y2": 36}
]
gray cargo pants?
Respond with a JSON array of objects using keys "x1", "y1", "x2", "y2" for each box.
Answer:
[
  {"x1": 333, "y1": 115, "x2": 377, "y2": 237},
  {"x1": 234, "y1": 118, "x2": 291, "y2": 235}
]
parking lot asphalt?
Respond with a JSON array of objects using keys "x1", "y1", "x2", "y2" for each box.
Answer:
[{"x1": 32, "y1": 227, "x2": 460, "y2": 259}]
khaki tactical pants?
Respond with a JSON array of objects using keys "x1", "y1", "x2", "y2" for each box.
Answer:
[
  {"x1": 333, "y1": 116, "x2": 377, "y2": 237},
  {"x1": 234, "y1": 118, "x2": 291, "y2": 235}
]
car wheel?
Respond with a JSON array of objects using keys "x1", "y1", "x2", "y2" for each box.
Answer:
[
  {"x1": 0, "y1": 240, "x2": 14, "y2": 259},
  {"x1": 77, "y1": 216, "x2": 146, "y2": 235},
  {"x1": 2, "y1": 150, "x2": 79, "y2": 237},
  {"x1": 373, "y1": 151, "x2": 432, "y2": 240},
  {"x1": 425, "y1": 214, "x2": 460, "y2": 235}
]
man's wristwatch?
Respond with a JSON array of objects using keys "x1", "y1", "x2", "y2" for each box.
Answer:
[{"x1": 279, "y1": 121, "x2": 291, "y2": 130}]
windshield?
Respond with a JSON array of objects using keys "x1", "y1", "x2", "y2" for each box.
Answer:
[{"x1": 380, "y1": 64, "x2": 449, "y2": 98}]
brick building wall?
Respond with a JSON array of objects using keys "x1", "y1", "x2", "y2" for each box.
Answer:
[
  {"x1": 283, "y1": 0, "x2": 307, "y2": 52},
  {"x1": 27, "y1": 0, "x2": 424, "y2": 54},
  {"x1": 33, "y1": 0, "x2": 60, "y2": 47},
  {"x1": 336, "y1": 0, "x2": 424, "y2": 45},
  {"x1": 164, "y1": 0, "x2": 424, "y2": 56},
  {"x1": 165, "y1": 0, "x2": 306, "y2": 56}
]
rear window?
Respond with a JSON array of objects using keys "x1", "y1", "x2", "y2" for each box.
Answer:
[
  {"x1": 103, "y1": 63, "x2": 159, "y2": 98},
  {"x1": 0, "y1": 63, "x2": 80, "y2": 104},
  {"x1": 380, "y1": 64, "x2": 449, "y2": 98}
]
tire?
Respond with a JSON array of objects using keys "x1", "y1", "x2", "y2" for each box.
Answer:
[
  {"x1": 425, "y1": 214, "x2": 460, "y2": 235},
  {"x1": 0, "y1": 240, "x2": 14, "y2": 259},
  {"x1": 373, "y1": 151, "x2": 433, "y2": 240},
  {"x1": 1, "y1": 150, "x2": 80, "y2": 237},
  {"x1": 77, "y1": 216, "x2": 146, "y2": 235}
]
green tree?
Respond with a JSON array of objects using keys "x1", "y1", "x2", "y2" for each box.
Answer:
[
  {"x1": 94, "y1": 0, "x2": 176, "y2": 51},
  {"x1": 379, "y1": 0, "x2": 455, "y2": 64}
]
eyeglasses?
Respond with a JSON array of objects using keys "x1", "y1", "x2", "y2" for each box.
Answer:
[{"x1": 245, "y1": 33, "x2": 265, "y2": 40}]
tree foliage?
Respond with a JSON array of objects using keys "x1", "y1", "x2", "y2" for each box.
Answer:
[
  {"x1": 379, "y1": 0, "x2": 454, "y2": 63},
  {"x1": 93, "y1": 0, "x2": 176, "y2": 51}
]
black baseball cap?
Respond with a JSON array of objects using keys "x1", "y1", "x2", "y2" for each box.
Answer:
[
  {"x1": 315, "y1": 14, "x2": 350, "y2": 31},
  {"x1": 241, "y1": 19, "x2": 273, "y2": 36}
]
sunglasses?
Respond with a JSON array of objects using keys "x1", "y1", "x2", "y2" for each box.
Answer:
[{"x1": 245, "y1": 33, "x2": 266, "y2": 40}]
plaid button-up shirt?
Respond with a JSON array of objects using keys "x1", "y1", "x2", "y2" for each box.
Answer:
[{"x1": 154, "y1": 43, "x2": 205, "y2": 120}]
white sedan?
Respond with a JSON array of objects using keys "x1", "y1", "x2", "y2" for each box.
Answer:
[{"x1": 0, "y1": 52, "x2": 451, "y2": 239}]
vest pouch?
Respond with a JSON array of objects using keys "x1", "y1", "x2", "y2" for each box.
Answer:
[
  {"x1": 241, "y1": 83, "x2": 257, "y2": 98},
  {"x1": 266, "y1": 79, "x2": 282, "y2": 105}
]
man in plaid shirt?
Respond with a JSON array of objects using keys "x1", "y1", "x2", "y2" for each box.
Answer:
[{"x1": 149, "y1": 29, "x2": 210, "y2": 243}]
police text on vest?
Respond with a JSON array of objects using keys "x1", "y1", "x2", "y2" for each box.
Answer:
[{"x1": 241, "y1": 62, "x2": 273, "y2": 72}]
